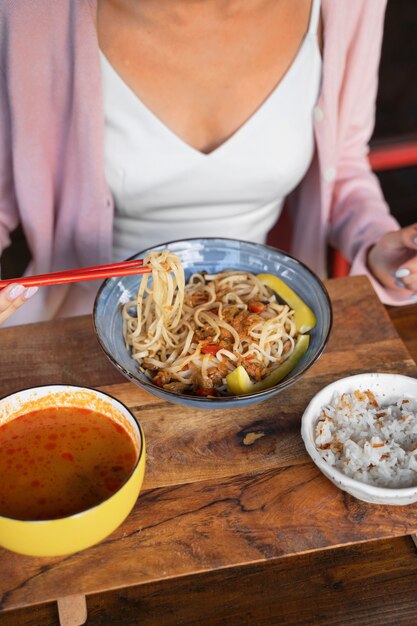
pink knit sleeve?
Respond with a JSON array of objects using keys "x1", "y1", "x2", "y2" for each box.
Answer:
[
  {"x1": 327, "y1": 1, "x2": 410, "y2": 305},
  {"x1": 0, "y1": 65, "x2": 20, "y2": 262}
]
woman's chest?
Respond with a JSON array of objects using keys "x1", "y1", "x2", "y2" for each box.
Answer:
[
  {"x1": 102, "y1": 47, "x2": 320, "y2": 225},
  {"x1": 97, "y1": 0, "x2": 320, "y2": 154}
]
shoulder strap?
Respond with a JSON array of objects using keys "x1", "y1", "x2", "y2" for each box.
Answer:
[{"x1": 308, "y1": 0, "x2": 321, "y2": 34}]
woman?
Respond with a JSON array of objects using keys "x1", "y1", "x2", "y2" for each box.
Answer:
[{"x1": 0, "y1": 0, "x2": 416, "y2": 326}]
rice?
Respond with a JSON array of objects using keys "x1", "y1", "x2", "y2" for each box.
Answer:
[{"x1": 314, "y1": 389, "x2": 417, "y2": 488}]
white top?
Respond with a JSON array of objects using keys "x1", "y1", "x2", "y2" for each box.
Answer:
[{"x1": 101, "y1": 0, "x2": 322, "y2": 261}]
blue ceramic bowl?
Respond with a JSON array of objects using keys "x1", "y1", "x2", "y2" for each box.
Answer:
[{"x1": 93, "y1": 238, "x2": 332, "y2": 409}]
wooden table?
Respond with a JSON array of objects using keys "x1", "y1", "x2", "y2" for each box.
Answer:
[{"x1": 1, "y1": 275, "x2": 417, "y2": 626}]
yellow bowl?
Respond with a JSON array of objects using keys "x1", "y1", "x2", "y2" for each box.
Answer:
[{"x1": 0, "y1": 385, "x2": 145, "y2": 557}]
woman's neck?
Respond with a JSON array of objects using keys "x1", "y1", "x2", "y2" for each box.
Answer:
[{"x1": 99, "y1": 0, "x2": 277, "y2": 26}]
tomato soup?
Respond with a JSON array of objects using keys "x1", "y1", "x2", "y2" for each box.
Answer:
[{"x1": 0, "y1": 407, "x2": 138, "y2": 520}]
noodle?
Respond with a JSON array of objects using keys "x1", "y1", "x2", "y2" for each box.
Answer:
[{"x1": 123, "y1": 251, "x2": 298, "y2": 396}]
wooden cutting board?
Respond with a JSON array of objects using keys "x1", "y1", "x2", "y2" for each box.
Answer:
[{"x1": 0, "y1": 275, "x2": 417, "y2": 616}]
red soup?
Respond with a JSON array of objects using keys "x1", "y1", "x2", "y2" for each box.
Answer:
[{"x1": 0, "y1": 407, "x2": 138, "y2": 520}]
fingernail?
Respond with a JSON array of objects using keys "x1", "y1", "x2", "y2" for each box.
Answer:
[
  {"x1": 414, "y1": 236, "x2": 417, "y2": 245},
  {"x1": 24, "y1": 286, "x2": 38, "y2": 300},
  {"x1": 411, "y1": 294, "x2": 417, "y2": 303},
  {"x1": 395, "y1": 279, "x2": 405, "y2": 288},
  {"x1": 7, "y1": 284, "x2": 25, "y2": 301},
  {"x1": 394, "y1": 268, "x2": 411, "y2": 278}
]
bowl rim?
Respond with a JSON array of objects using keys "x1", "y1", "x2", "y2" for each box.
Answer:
[
  {"x1": 93, "y1": 237, "x2": 333, "y2": 403},
  {"x1": 301, "y1": 372, "x2": 417, "y2": 497},
  {"x1": 0, "y1": 383, "x2": 145, "y2": 523}
]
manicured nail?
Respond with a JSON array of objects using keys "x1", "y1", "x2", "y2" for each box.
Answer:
[
  {"x1": 24, "y1": 286, "x2": 38, "y2": 300},
  {"x1": 413, "y1": 236, "x2": 417, "y2": 245},
  {"x1": 7, "y1": 284, "x2": 25, "y2": 301},
  {"x1": 395, "y1": 279, "x2": 405, "y2": 288},
  {"x1": 394, "y1": 268, "x2": 411, "y2": 278}
]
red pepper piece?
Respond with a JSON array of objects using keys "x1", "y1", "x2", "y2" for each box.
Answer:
[
  {"x1": 195, "y1": 388, "x2": 219, "y2": 397},
  {"x1": 201, "y1": 344, "x2": 221, "y2": 355},
  {"x1": 248, "y1": 302, "x2": 266, "y2": 313}
]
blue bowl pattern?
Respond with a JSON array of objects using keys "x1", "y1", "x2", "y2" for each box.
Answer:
[{"x1": 93, "y1": 238, "x2": 333, "y2": 409}]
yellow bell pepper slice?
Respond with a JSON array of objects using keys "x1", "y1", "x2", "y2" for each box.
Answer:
[
  {"x1": 226, "y1": 334, "x2": 310, "y2": 395},
  {"x1": 256, "y1": 273, "x2": 316, "y2": 333}
]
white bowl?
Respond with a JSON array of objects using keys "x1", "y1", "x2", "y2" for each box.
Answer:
[{"x1": 301, "y1": 373, "x2": 417, "y2": 506}]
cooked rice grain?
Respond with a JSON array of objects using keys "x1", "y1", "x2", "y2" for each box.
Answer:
[{"x1": 315, "y1": 390, "x2": 417, "y2": 488}]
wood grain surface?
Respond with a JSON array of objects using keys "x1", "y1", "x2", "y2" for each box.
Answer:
[
  {"x1": 4, "y1": 536, "x2": 417, "y2": 626},
  {"x1": 1, "y1": 276, "x2": 417, "y2": 624}
]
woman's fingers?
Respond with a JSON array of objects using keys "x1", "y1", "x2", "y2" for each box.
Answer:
[
  {"x1": 398, "y1": 223, "x2": 417, "y2": 250},
  {"x1": 367, "y1": 224, "x2": 417, "y2": 297},
  {"x1": 393, "y1": 258, "x2": 417, "y2": 292},
  {"x1": 0, "y1": 283, "x2": 38, "y2": 325},
  {"x1": 390, "y1": 224, "x2": 417, "y2": 292}
]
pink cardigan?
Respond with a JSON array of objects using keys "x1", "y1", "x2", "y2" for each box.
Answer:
[{"x1": 0, "y1": 0, "x2": 408, "y2": 325}]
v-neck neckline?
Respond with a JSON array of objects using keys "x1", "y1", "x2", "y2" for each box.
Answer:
[{"x1": 100, "y1": 30, "x2": 319, "y2": 159}]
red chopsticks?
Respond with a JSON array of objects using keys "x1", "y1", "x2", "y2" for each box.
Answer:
[{"x1": 0, "y1": 259, "x2": 152, "y2": 290}]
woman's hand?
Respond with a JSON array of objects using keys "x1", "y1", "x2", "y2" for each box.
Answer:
[
  {"x1": 368, "y1": 223, "x2": 417, "y2": 299},
  {"x1": 0, "y1": 284, "x2": 38, "y2": 325}
]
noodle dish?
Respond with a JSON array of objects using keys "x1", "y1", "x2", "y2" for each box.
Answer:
[
  {"x1": 123, "y1": 250, "x2": 315, "y2": 398},
  {"x1": 93, "y1": 238, "x2": 332, "y2": 409}
]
